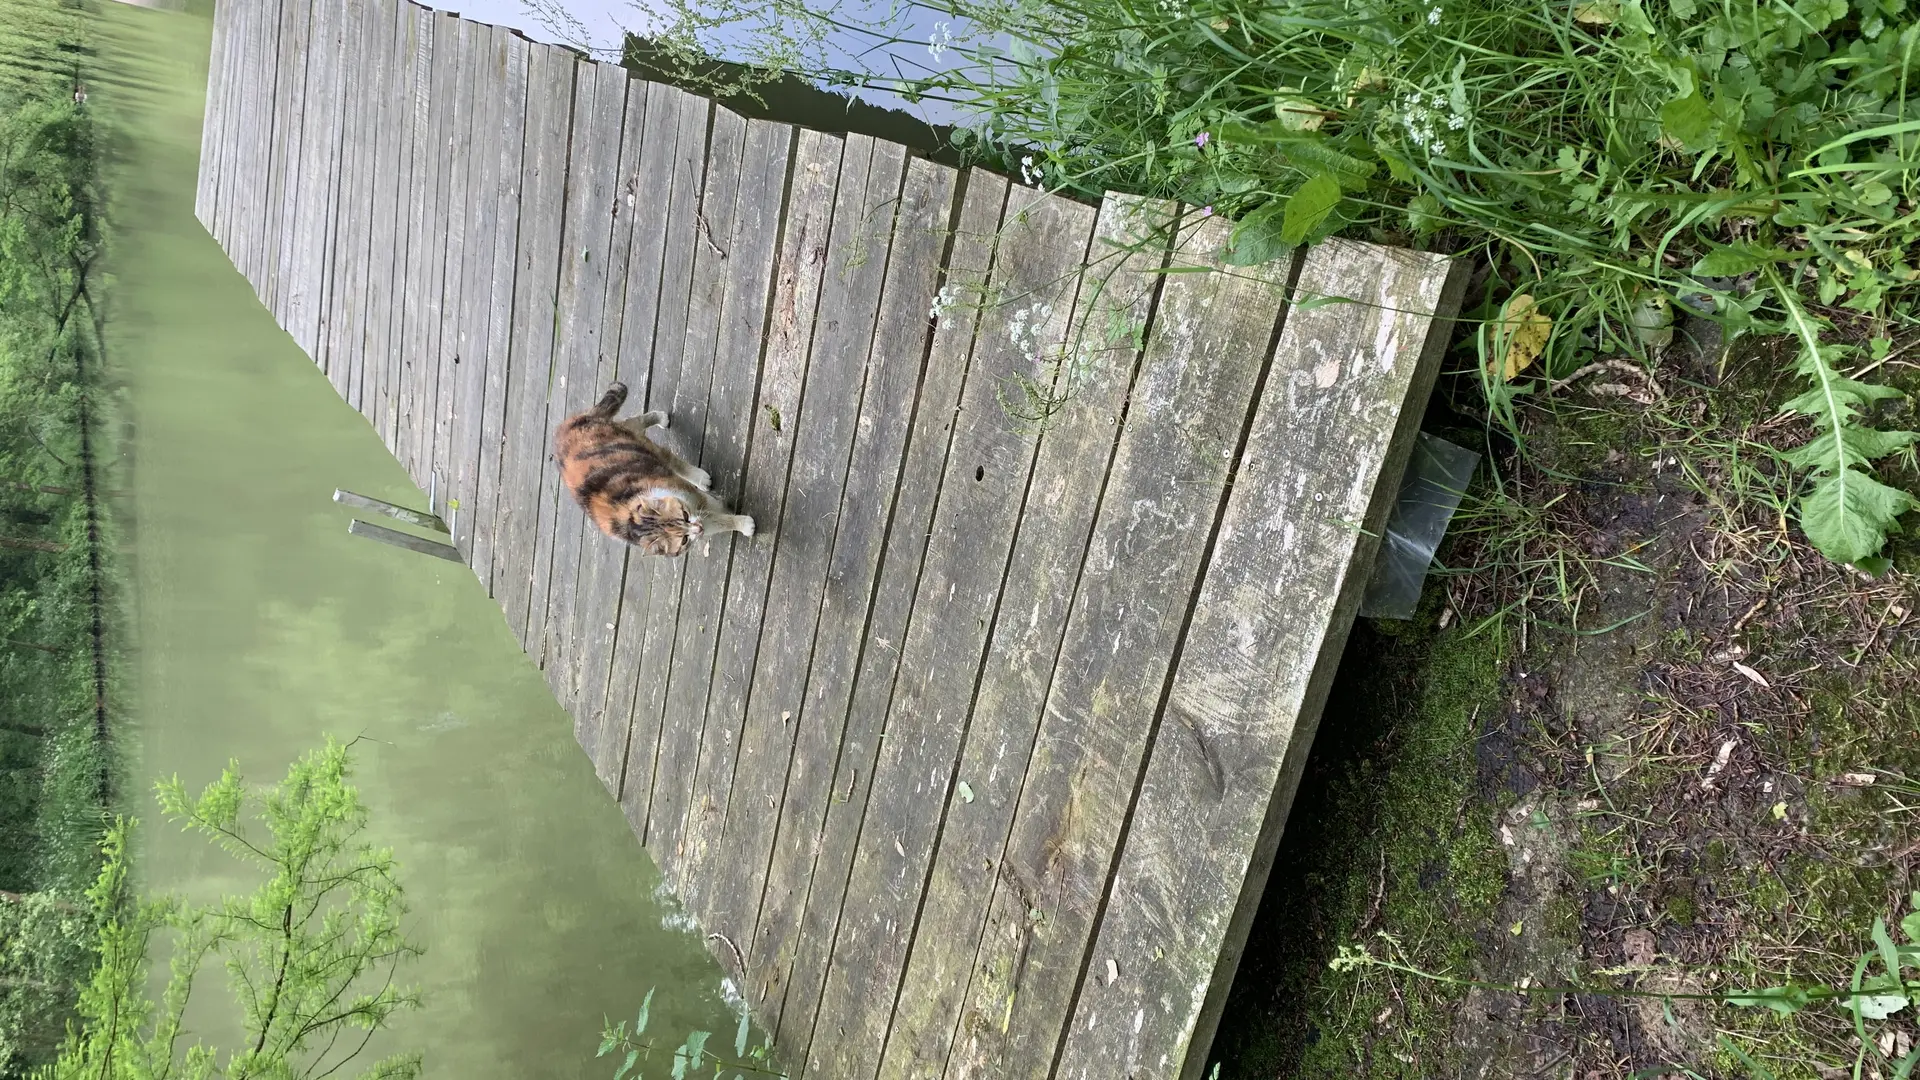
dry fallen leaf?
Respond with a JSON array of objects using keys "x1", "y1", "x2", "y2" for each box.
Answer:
[
  {"x1": 1731, "y1": 661, "x2": 1771, "y2": 688},
  {"x1": 1837, "y1": 772, "x2": 1879, "y2": 787},
  {"x1": 1702, "y1": 738, "x2": 1737, "y2": 790},
  {"x1": 1105, "y1": 958, "x2": 1119, "y2": 986},
  {"x1": 1573, "y1": 0, "x2": 1618, "y2": 23},
  {"x1": 1493, "y1": 293, "x2": 1551, "y2": 381}
]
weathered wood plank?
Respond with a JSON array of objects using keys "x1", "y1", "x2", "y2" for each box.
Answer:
[
  {"x1": 445, "y1": 23, "x2": 510, "y2": 565},
  {"x1": 424, "y1": 16, "x2": 484, "y2": 518},
  {"x1": 673, "y1": 127, "x2": 847, "y2": 928},
  {"x1": 321, "y1": 0, "x2": 372, "y2": 399},
  {"x1": 633, "y1": 100, "x2": 744, "y2": 857},
  {"x1": 347, "y1": 518, "x2": 464, "y2": 563},
  {"x1": 1053, "y1": 241, "x2": 1465, "y2": 1080},
  {"x1": 611, "y1": 84, "x2": 712, "y2": 830},
  {"x1": 399, "y1": 12, "x2": 461, "y2": 488},
  {"x1": 565, "y1": 74, "x2": 654, "y2": 781},
  {"x1": 528, "y1": 60, "x2": 632, "y2": 697},
  {"x1": 191, "y1": 0, "x2": 234, "y2": 227},
  {"x1": 765, "y1": 172, "x2": 1007, "y2": 1054},
  {"x1": 467, "y1": 30, "x2": 533, "y2": 587},
  {"x1": 881, "y1": 196, "x2": 1172, "y2": 1080},
  {"x1": 285, "y1": 0, "x2": 343, "y2": 358},
  {"x1": 333, "y1": 488, "x2": 447, "y2": 532},
  {"x1": 680, "y1": 132, "x2": 894, "y2": 946},
  {"x1": 236, "y1": 0, "x2": 285, "y2": 279},
  {"x1": 363, "y1": 0, "x2": 421, "y2": 450},
  {"x1": 803, "y1": 189, "x2": 1098, "y2": 1080},
  {"x1": 258, "y1": 0, "x2": 311, "y2": 305},
  {"x1": 583, "y1": 79, "x2": 691, "y2": 792},
  {"x1": 339, "y1": 0, "x2": 394, "y2": 416},
  {"x1": 385, "y1": 3, "x2": 436, "y2": 457},
  {"x1": 645, "y1": 109, "x2": 791, "y2": 891},
  {"x1": 490, "y1": 41, "x2": 577, "y2": 646},
  {"x1": 932, "y1": 210, "x2": 1283, "y2": 1080}
]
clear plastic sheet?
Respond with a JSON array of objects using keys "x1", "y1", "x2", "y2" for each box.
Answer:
[{"x1": 1359, "y1": 431, "x2": 1481, "y2": 621}]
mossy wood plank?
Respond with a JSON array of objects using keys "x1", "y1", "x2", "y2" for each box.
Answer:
[
  {"x1": 587, "y1": 80, "x2": 695, "y2": 792},
  {"x1": 468, "y1": 30, "x2": 533, "y2": 591},
  {"x1": 768, "y1": 171, "x2": 1006, "y2": 1053},
  {"x1": 801, "y1": 188, "x2": 1096, "y2": 1080},
  {"x1": 882, "y1": 195, "x2": 1174, "y2": 1080},
  {"x1": 1053, "y1": 239, "x2": 1467, "y2": 1080},
  {"x1": 683, "y1": 134, "x2": 898, "y2": 953},
  {"x1": 491, "y1": 41, "x2": 578, "y2": 647}
]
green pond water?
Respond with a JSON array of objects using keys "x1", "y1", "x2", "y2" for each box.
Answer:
[{"x1": 96, "y1": 4, "x2": 743, "y2": 1075}]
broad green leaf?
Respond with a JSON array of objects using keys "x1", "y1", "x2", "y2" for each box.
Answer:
[
  {"x1": 1661, "y1": 91, "x2": 1716, "y2": 150},
  {"x1": 1280, "y1": 173, "x2": 1342, "y2": 246},
  {"x1": 1726, "y1": 983, "x2": 1812, "y2": 1016},
  {"x1": 734, "y1": 1011, "x2": 750, "y2": 1058},
  {"x1": 637, "y1": 987, "x2": 655, "y2": 1035},
  {"x1": 1223, "y1": 200, "x2": 1290, "y2": 267},
  {"x1": 1799, "y1": 469, "x2": 1917, "y2": 565},
  {"x1": 616, "y1": 1048, "x2": 639, "y2": 1080},
  {"x1": 1780, "y1": 425, "x2": 1917, "y2": 474},
  {"x1": 1692, "y1": 243, "x2": 1791, "y2": 276}
]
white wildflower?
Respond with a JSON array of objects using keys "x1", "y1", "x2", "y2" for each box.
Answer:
[
  {"x1": 929, "y1": 284, "x2": 958, "y2": 325},
  {"x1": 928, "y1": 21, "x2": 952, "y2": 63},
  {"x1": 1427, "y1": 5, "x2": 1442, "y2": 24},
  {"x1": 1448, "y1": 113, "x2": 1466, "y2": 130}
]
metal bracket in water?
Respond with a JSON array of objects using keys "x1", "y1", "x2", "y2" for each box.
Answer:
[{"x1": 335, "y1": 489, "x2": 461, "y2": 563}]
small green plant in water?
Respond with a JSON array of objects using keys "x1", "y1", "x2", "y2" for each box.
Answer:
[
  {"x1": 596, "y1": 989, "x2": 784, "y2": 1079},
  {"x1": 36, "y1": 738, "x2": 424, "y2": 1080}
]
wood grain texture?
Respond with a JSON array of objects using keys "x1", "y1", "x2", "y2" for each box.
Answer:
[
  {"x1": 612, "y1": 83, "x2": 712, "y2": 835},
  {"x1": 528, "y1": 60, "x2": 632, "y2": 696},
  {"x1": 286, "y1": 0, "x2": 344, "y2": 358},
  {"x1": 444, "y1": 23, "x2": 509, "y2": 565},
  {"x1": 585, "y1": 79, "x2": 691, "y2": 792},
  {"x1": 490, "y1": 41, "x2": 577, "y2": 647},
  {"x1": 802, "y1": 189, "x2": 1097, "y2": 1080},
  {"x1": 947, "y1": 212, "x2": 1290, "y2": 1080},
  {"x1": 259, "y1": 0, "x2": 311, "y2": 308},
  {"x1": 402, "y1": 12, "x2": 463, "y2": 489},
  {"x1": 1054, "y1": 240, "x2": 1466, "y2": 1080},
  {"x1": 321, "y1": 0, "x2": 373, "y2": 403},
  {"x1": 631, "y1": 100, "x2": 745, "y2": 857},
  {"x1": 656, "y1": 128, "x2": 839, "y2": 846},
  {"x1": 765, "y1": 172, "x2": 1007, "y2": 1057},
  {"x1": 191, "y1": 0, "x2": 234, "y2": 228},
  {"x1": 737, "y1": 153, "x2": 960, "y2": 1038},
  {"x1": 423, "y1": 17, "x2": 484, "y2": 521},
  {"x1": 677, "y1": 133, "x2": 898, "y2": 952},
  {"x1": 362, "y1": 0, "x2": 420, "y2": 451},
  {"x1": 561, "y1": 74, "x2": 654, "y2": 747},
  {"x1": 391, "y1": 6, "x2": 440, "y2": 468},
  {"x1": 237, "y1": 0, "x2": 288, "y2": 283},
  {"x1": 468, "y1": 31, "x2": 532, "y2": 592},
  {"x1": 881, "y1": 195, "x2": 1173, "y2": 1080}
]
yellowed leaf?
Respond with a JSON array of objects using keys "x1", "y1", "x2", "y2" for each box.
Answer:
[{"x1": 1492, "y1": 293, "x2": 1551, "y2": 381}]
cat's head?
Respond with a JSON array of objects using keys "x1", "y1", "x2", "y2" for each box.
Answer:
[{"x1": 619, "y1": 495, "x2": 701, "y2": 557}]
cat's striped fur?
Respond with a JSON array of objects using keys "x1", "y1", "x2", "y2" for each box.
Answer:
[{"x1": 553, "y1": 382, "x2": 754, "y2": 558}]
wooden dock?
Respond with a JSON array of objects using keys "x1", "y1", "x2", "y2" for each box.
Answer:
[{"x1": 193, "y1": 1, "x2": 1467, "y2": 1075}]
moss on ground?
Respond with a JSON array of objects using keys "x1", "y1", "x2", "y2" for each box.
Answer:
[{"x1": 1212, "y1": 588, "x2": 1509, "y2": 1078}]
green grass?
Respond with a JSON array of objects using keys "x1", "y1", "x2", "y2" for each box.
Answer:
[
  {"x1": 0, "y1": 0, "x2": 119, "y2": 1073},
  {"x1": 648, "y1": 0, "x2": 1920, "y2": 566}
]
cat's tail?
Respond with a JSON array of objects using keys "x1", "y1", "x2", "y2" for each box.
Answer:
[{"x1": 590, "y1": 382, "x2": 629, "y2": 418}]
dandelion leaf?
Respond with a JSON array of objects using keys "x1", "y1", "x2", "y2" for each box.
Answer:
[{"x1": 1798, "y1": 469, "x2": 1916, "y2": 565}]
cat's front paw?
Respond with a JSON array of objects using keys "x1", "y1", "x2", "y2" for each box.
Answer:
[
  {"x1": 737, "y1": 516, "x2": 756, "y2": 538},
  {"x1": 686, "y1": 466, "x2": 712, "y2": 491}
]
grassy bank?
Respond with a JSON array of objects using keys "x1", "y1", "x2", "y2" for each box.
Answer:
[{"x1": 0, "y1": 0, "x2": 124, "y2": 1073}]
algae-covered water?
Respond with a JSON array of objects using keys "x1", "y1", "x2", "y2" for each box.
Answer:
[{"x1": 96, "y1": 3, "x2": 743, "y2": 1075}]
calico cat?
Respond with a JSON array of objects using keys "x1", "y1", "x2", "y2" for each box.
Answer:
[{"x1": 553, "y1": 382, "x2": 755, "y2": 558}]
